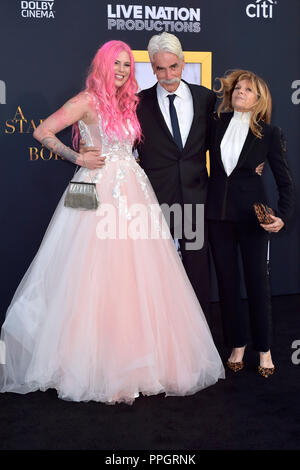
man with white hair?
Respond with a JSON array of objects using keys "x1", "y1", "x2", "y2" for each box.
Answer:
[{"x1": 136, "y1": 32, "x2": 215, "y2": 316}]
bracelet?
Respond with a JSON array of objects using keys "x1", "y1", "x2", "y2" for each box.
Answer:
[{"x1": 82, "y1": 154, "x2": 87, "y2": 168}]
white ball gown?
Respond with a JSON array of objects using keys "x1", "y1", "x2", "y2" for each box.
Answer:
[{"x1": 0, "y1": 113, "x2": 225, "y2": 404}]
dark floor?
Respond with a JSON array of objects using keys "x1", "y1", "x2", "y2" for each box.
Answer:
[{"x1": 0, "y1": 295, "x2": 299, "y2": 451}]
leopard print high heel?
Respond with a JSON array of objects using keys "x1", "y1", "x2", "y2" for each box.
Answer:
[
  {"x1": 226, "y1": 360, "x2": 244, "y2": 372},
  {"x1": 258, "y1": 365, "x2": 275, "y2": 378},
  {"x1": 259, "y1": 351, "x2": 275, "y2": 378}
]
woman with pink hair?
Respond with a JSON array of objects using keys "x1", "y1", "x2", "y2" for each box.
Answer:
[{"x1": 0, "y1": 41, "x2": 224, "y2": 404}]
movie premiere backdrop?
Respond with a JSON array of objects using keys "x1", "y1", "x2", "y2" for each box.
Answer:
[{"x1": 0, "y1": 1, "x2": 299, "y2": 321}]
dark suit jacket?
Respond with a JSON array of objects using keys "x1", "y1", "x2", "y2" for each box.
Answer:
[
  {"x1": 206, "y1": 112, "x2": 294, "y2": 225},
  {"x1": 136, "y1": 81, "x2": 216, "y2": 208}
]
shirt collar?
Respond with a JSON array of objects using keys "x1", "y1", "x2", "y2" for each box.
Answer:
[
  {"x1": 157, "y1": 80, "x2": 187, "y2": 101},
  {"x1": 233, "y1": 110, "x2": 251, "y2": 123}
]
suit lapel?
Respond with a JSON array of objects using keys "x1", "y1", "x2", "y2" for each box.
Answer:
[
  {"x1": 214, "y1": 113, "x2": 232, "y2": 172},
  {"x1": 148, "y1": 83, "x2": 179, "y2": 150},
  {"x1": 150, "y1": 80, "x2": 197, "y2": 153},
  {"x1": 215, "y1": 112, "x2": 257, "y2": 173},
  {"x1": 234, "y1": 127, "x2": 257, "y2": 171},
  {"x1": 183, "y1": 82, "x2": 199, "y2": 152}
]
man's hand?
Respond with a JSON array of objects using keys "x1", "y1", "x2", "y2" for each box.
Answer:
[
  {"x1": 78, "y1": 139, "x2": 106, "y2": 169},
  {"x1": 261, "y1": 214, "x2": 285, "y2": 233},
  {"x1": 255, "y1": 162, "x2": 265, "y2": 176}
]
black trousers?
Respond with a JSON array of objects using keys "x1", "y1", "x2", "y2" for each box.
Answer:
[
  {"x1": 208, "y1": 220, "x2": 272, "y2": 352},
  {"x1": 171, "y1": 222, "x2": 210, "y2": 318}
]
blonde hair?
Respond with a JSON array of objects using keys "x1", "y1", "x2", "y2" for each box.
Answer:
[
  {"x1": 214, "y1": 69, "x2": 272, "y2": 138},
  {"x1": 147, "y1": 32, "x2": 184, "y2": 63}
]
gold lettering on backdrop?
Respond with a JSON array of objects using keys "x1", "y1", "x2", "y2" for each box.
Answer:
[
  {"x1": 29, "y1": 147, "x2": 39, "y2": 161},
  {"x1": 19, "y1": 118, "x2": 28, "y2": 133},
  {"x1": 5, "y1": 106, "x2": 63, "y2": 161},
  {"x1": 5, "y1": 121, "x2": 15, "y2": 134},
  {"x1": 26, "y1": 120, "x2": 38, "y2": 133},
  {"x1": 13, "y1": 106, "x2": 26, "y2": 121},
  {"x1": 5, "y1": 106, "x2": 43, "y2": 134},
  {"x1": 29, "y1": 146, "x2": 60, "y2": 161}
]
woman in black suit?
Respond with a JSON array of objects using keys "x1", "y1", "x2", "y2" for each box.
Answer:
[{"x1": 207, "y1": 69, "x2": 294, "y2": 377}]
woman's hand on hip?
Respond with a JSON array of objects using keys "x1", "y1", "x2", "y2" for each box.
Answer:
[
  {"x1": 78, "y1": 139, "x2": 106, "y2": 169},
  {"x1": 255, "y1": 162, "x2": 265, "y2": 176}
]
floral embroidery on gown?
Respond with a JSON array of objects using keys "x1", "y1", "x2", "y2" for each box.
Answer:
[{"x1": 0, "y1": 112, "x2": 225, "y2": 404}]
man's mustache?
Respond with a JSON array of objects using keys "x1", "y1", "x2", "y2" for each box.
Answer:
[{"x1": 159, "y1": 78, "x2": 181, "y2": 85}]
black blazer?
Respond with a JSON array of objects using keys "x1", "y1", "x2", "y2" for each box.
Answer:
[
  {"x1": 206, "y1": 112, "x2": 294, "y2": 225},
  {"x1": 136, "y1": 81, "x2": 216, "y2": 207}
]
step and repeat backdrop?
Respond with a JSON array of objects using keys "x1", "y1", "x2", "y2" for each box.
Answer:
[{"x1": 0, "y1": 0, "x2": 299, "y2": 319}]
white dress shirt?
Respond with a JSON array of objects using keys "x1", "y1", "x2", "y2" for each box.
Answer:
[
  {"x1": 156, "y1": 81, "x2": 194, "y2": 148},
  {"x1": 220, "y1": 110, "x2": 251, "y2": 176}
]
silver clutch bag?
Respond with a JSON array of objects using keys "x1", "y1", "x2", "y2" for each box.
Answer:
[{"x1": 64, "y1": 166, "x2": 100, "y2": 211}]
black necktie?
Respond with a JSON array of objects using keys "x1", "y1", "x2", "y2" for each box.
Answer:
[{"x1": 167, "y1": 94, "x2": 183, "y2": 151}]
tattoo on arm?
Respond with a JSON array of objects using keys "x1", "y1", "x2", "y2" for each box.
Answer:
[{"x1": 42, "y1": 136, "x2": 79, "y2": 164}]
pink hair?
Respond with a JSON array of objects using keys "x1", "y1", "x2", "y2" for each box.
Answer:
[{"x1": 73, "y1": 40, "x2": 141, "y2": 148}]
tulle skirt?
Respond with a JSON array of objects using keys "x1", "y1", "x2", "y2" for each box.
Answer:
[{"x1": 0, "y1": 159, "x2": 225, "y2": 404}]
